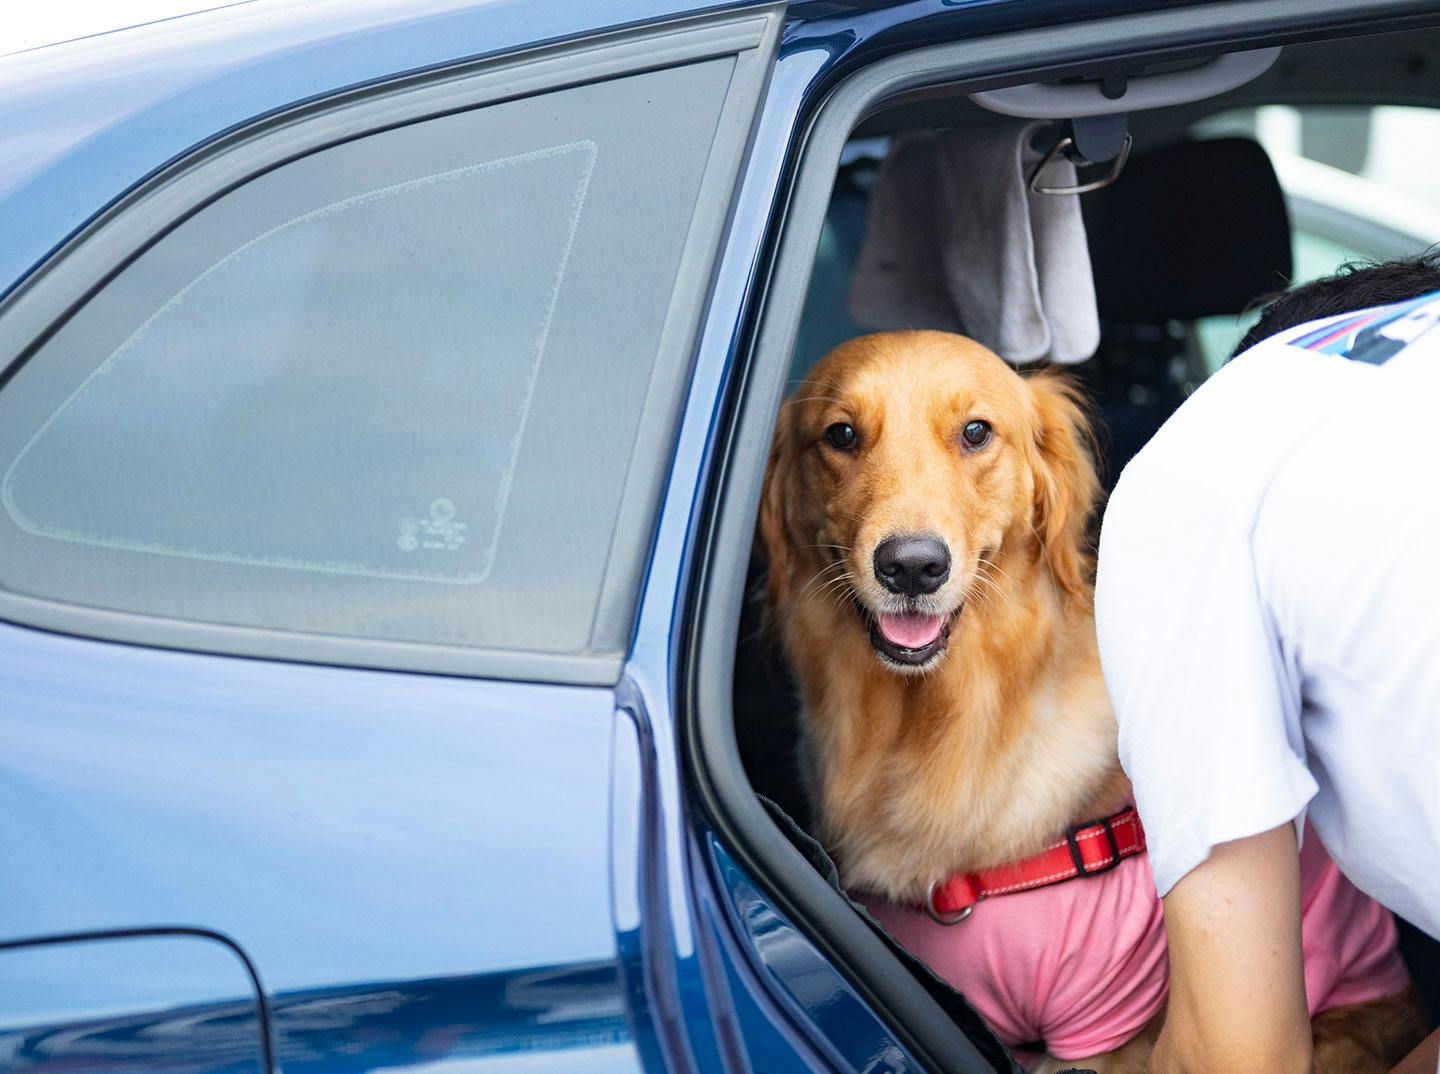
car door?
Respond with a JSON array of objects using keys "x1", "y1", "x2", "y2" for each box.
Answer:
[
  {"x1": 674, "y1": 4, "x2": 1440, "y2": 1074},
  {"x1": 0, "y1": 7, "x2": 778, "y2": 1071}
]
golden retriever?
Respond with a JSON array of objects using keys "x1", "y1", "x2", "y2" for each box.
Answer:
[{"x1": 758, "y1": 330, "x2": 1425, "y2": 1073}]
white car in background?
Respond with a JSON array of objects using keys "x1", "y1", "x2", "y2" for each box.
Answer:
[{"x1": 1195, "y1": 105, "x2": 1440, "y2": 369}]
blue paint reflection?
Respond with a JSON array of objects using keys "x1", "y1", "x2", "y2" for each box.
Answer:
[
  {"x1": 0, "y1": 963, "x2": 645, "y2": 1074},
  {"x1": 272, "y1": 964, "x2": 634, "y2": 1072}
]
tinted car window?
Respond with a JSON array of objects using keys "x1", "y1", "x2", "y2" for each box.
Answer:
[{"x1": 0, "y1": 58, "x2": 734, "y2": 656}]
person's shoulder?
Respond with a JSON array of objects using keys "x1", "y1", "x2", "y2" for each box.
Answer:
[{"x1": 1276, "y1": 288, "x2": 1440, "y2": 367}]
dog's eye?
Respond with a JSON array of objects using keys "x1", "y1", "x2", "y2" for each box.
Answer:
[
  {"x1": 825, "y1": 422, "x2": 858, "y2": 450},
  {"x1": 961, "y1": 420, "x2": 992, "y2": 449}
]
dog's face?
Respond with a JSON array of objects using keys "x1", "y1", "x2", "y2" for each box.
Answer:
[{"x1": 761, "y1": 331, "x2": 1095, "y2": 673}]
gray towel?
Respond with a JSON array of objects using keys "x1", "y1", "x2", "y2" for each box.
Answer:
[{"x1": 847, "y1": 124, "x2": 1100, "y2": 365}]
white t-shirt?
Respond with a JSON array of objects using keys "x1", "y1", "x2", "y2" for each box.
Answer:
[{"x1": 1095, "y1": 292, "x2": 1440, "y2": 939}]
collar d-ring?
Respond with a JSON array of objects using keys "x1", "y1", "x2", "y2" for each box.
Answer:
[{"x1": 924, "y1": 879, "x2": 975, "y2": 925}]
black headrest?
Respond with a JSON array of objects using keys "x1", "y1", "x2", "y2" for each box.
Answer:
[{"x1": 1084, "y1": 137, "x2": 1293, "y2": 322}]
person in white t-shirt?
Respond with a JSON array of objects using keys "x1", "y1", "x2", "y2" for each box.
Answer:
[{"x1": 1095, "y1": 257, "x2": 1440, "y2": 1074}]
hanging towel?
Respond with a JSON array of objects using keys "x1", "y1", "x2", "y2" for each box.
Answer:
[{"x1": 847, "y1": 123, "x2": 1100, "y2": 365}]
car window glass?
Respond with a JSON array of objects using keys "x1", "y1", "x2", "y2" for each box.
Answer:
[
  {"x1": 0, "y1": 58, "x2": 735, "y2": 657},
  {"x1": 1191, "y1": 105, "x2": 1440, "y2": 371}
]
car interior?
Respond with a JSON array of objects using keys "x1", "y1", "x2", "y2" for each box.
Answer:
[{"x1": 709, "y1": 15, "x2": 1440, "y2": 1073}]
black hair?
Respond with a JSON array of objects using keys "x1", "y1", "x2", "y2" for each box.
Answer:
[{"x1": 1232, "y1": 248, "x2": 1440, "y2": 357}]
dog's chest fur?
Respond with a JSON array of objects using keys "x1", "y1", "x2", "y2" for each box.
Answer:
[{"x1": 792, "y1": 600, "x2": 1126, "y2": 904}]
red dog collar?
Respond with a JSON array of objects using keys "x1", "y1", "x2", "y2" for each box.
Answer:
[{"x1": 924, "y1": 806, "x2": 1146, "y2": 924}]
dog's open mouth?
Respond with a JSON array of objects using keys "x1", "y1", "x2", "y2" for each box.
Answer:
[{"x1": 862, "y1": 607, "x2": 959, "y2": 668}]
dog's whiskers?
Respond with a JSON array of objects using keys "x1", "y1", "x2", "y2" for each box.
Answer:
[
  {"x1": 828, "y1": 508, "x2": 871, "y2": 527},
  {"x1": 974, "y1": 561, "x2": 1008, "y2": 591},
  {"x1": 783, "y1": 395, "x2": 850, "y2": 408},
  {"x1": 967, "y1": 564, "x2": 1008, "y2": 614},
  {"x1": 820, "y1": 589, "x2": 856, "y2": 618},
  {"x1": 796, "y1": 559, "x2": 851, "y2": 602},
  {"x1": 797, "y1": 559, "x2": 847, "y2": 589},
  {"x1": 810, "y1": 568, "x2": 860, "y2": 615},
  {"x1": 790, "y1": 372, "x2": 847, "y2": 393},
  {"x1": 977, "y1": 553, "x2": 1016, "y2": 587},
  {"x1": 969, "y1": 575, "x2": 1003, "y2": 604},
  {"x1": 813, "y1": 570, "x2": 856, "y2": 601},
  {"x1": 963, "y1": 579, "x2": 994, "y2": 612}
]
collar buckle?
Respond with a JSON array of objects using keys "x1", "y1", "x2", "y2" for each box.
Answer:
[{"x1": 1066, "y1": 815, "x2": 1123, "y2": 877}]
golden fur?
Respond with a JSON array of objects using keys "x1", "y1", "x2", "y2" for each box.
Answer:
[
  {"x1": 761, "y1": 330, "x2": 1126, "y2": 901},
  {"x1": 759, "y1": 330, "x2": 1425, "y2": 1072}
]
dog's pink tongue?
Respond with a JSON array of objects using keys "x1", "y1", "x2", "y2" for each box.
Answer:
[{"x1": 877, "y1": 611, "x2": 944, "y2": 649}]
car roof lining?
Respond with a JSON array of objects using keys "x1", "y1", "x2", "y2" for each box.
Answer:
[{"x1": 857, "y1": 23, "x2": 1440, "y2": 153}]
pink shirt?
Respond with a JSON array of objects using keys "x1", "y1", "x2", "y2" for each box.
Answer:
[{"x1": 859, "y1": 827, "x2": 1409, "y2": 1061}]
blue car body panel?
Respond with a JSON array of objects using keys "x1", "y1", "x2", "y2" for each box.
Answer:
[
  {"x1": 0, "y1": 622, "x2": 618, "y2": 982},
  {"x1": 0, "y1": 0, "x2": 1205, "y2": 1071},
  {"x1": 0, "y1": 618, "x2": 640, "y2": 1071}
]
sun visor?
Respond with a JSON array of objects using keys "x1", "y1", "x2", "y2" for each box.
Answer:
[{"x1": 969, "y1": 48, "x2": 1280, "y2": 120}]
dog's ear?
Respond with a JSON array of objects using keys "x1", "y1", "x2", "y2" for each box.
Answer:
[
  {"x1": 758, "y1": 413, "x2": 797, "y2": 611},
  {"x1": 1025, "y1": 370, "x2": 1100, "y2": 599}
]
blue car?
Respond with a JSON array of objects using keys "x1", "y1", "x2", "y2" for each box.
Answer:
[{"x1": 3, "y1": 2, "x2": 1438, "y2": 1071}]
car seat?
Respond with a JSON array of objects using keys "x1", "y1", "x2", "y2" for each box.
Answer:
[{"x1": 1076, "y1": 136, "x2": 1293, "y2": 488}]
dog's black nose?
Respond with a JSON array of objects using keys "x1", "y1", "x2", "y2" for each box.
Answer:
[{"x1": 873, "y1": 535, "x2": 950, "y2": 596}]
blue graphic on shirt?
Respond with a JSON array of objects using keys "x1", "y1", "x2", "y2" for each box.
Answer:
[{"x1": 1288, "y1": 289, "x2": 1440, "y2": 364}]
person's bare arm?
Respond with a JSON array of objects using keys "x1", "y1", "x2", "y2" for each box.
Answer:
[
  {"x1": 1149, "y1": 823, "x2": 1313, "y2": 1074},
  {"x1": 1390, "y1": 1027, "x2": 1440, "y2": 1074}
]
